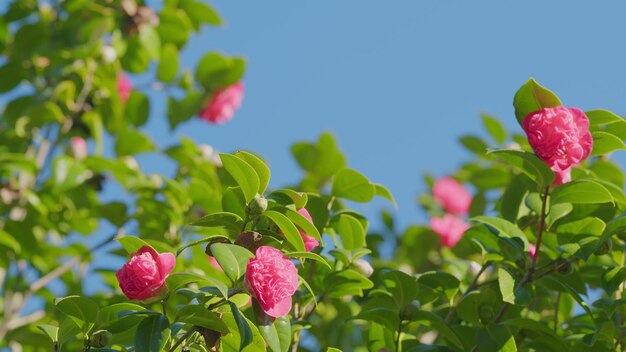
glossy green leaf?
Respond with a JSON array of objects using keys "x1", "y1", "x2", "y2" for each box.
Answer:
[
  {"x1": 586, "y1": 109, "x2": 623, "y2": 126},
  {"x1": 264, "y1": 210, "x2": 305, "y2": 251},
  {"x1": 285, "y1": 208, "x2": 321, "y2": 241},
  {"x1": 176, "y1": 305, "x2": 229, "y2": 333},
  {"x1": 220, "y1": 153, "x2": 260, "y2": 203},
  {"x1": 37, "y1": 324, "x2": 59, "y2": 343},
  {"x1": 551, "y1": 179, "x2": 613, "y2": 205},
  {"x1": 331, "y1": 214, "x2": 366, "y2": 250},
  {"x1": 382, "y1": 270, "x2": 418, "y2": 308},
  {"x1": 210, "y1": 243, "x2": 254, "y2": 283},
  {"x1": 591, "y1": 131, "x2": 626, "y2": 156},
  {"x1": 513, "y1": 78, "x2": 562, "y2": 125},
  {"x1": 331, "y1": 168, "x2": 376, "y2": 202},
  {"x1": 374, "y1": 183, "x2": 397, "y2": 207},
  {"x1": 258, "y1": 316, "x2": 291, "y2": 352},
  {"x1": 55, "y1": 296, "x2": 99, "y2": 330},
  {"x1": 235, "y1": 151, "x2": 271, "y2": 194},
  {"x1": 489, "y1": 149, "x2": 554, "y2": 189}
]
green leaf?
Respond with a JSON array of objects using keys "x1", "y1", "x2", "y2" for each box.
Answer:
[
  {"x1": 324, "y1": 269, "x2": 373, "y2": 298},
  {"x1": 229, "y1": 302, "x2": 253, "y2": 351},
  {"x1": 167, "y1": 92, "x2": 203, "y2": 129},
  {"x1": 353, "y1": 294, "x2": 399, "y2": 331},
  {"x1": 176, "y1": 305, "x2": 229, "y2": 333},
  {"x1": 117, "y1": 236, "x2": 150, "y2": 255},
  {"x1": 591, "y1": 131, "x2": 626, "y2": 156},
  {"x1": 331, "y1": 214, "x2": 366, "y2": 250},
  {"x1": 157, "y1": 8, "x2": 191, "y2": 46},
  {"x1": 210, "y1": 243, "x2": 255, "y2": 284},
  {"x1": 270, "y1": 189, "x2": 308, "y2": 209},
  {"x1": 413, "y1": 311, "x2": 464, "y2": 351},
  {"x1": 167, "y1": 272, "x2": 228, "y2": 298},
  {"x1": 478, "y1": 324, "x2": 518, "y2": 352},
  {"x1": 513, "y1": 78, "x2": 562, "y2": 125},
  {"x1": 37, "y1": 324, "x2": 59, "y2": 343},
  {"x1": 264, "y1": 210, "x2": 305, "y2": 251},
  {"x1": 291, "y1": 132, "x2": 346, "y2": 179},
  {"x1": 157, "y1": 43, "x2": 179, "y2": 83},
  {"x1": 115, "y1": 129, "x2": 155, "y2": 156},
  {"x1": 489, "y1": 149, "x2": 554, "y2": 189},
  {"x1": 125, "y1": 91, "x2": 150, "y2": 127},
  {"x1": 374, "y1": 183, "x2": 397, "y2": 207},
  {"x1": 55, "y1": 296, "x2": 99, "y2": 330},
  {"x1": 460, "y1": 135, "x2": 488, "y2": 155},
  {"x1": 471, "y1": 216, "x2": 528, "y2": 251},
  {"x1": 498, "y1": 268, "x2": 516, "y2": 305},
  {"x1": 551, "y1": 179, "x2": 613, "y2": 205},
  {"x1": 220, "y1": 153, "x2": 260, "y2": 203},
  {"x1": 382, "y1": 270, "x2": 418, "y2": 308},
  {"x1": 195, "y1": 52, "x2": 246, "y2": 90},
  {"x1": 331, "y1": 168, "x2": 376, "y2": 202},
  {"x1": 258, "y1": 316, "x2": 291, "y2": 352},
  {"x1": 0, "y1": 61, "x2": 23, "y2": 93},
  {"x1": 285, "y1": 208, "x2": 321, "y2": 241},
  {"x1": 180, "y1": 0, "x2": 222, "y2": 27},
  {"x1": 284, "y1": 251, "x2": 331, "y2": 269},
  {"x1": 189, "y1": 211, "x2": 244, "y2": 236},
  {"x1": 135, "y1": 315, "x2": 170, "y2": 352},
  {"x1": 602, "y1": 267, "x2": 626, "y2": 295},
  {"x1": 539, "y1": 276, "x2": 595, "y2": 322},
  {"x1": 176, "y1": 234, "x2": 229, "y2": 257},
  {"x1": 482, "y1": 114, "x2": 507, "y2": 144},
  {"x1": 586, "y1": 109, "x2": 623, "y2": 126},
  {"x1": 235, "y1": 151, "x2": 271, "y2": 194}
]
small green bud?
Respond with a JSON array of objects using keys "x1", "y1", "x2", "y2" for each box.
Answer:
[
  {"x1": 595, "y1": 239, "x2": 612, "y2": 256},
  {"x1": 352, "y1": 259, "x2": 374, "y2": 278},
  {"x1": 90, "y1": 330, "x2": 112, "y2": 348},
  {"x1": 248, "y1": 195, "x2": 268, "y2": 215},
  {"x1": 400, "y1": 300, "x2": 421, "y2": 321}
]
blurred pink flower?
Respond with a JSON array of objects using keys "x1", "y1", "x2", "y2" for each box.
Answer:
[
  {"x1": 430, "y1": 214, "x2": 470, "y2": 248},
  {"x1": 297, "y1": 208, "x2": 319, "y2": 252},
  {"x1": 208, "y1": 255, "x2": 223, "y2": 272},
  {"x1": 117, "y1": 73, "x2": 133, "y2": 104},
  {"x1": 245, "y1": 246, "x2": 298, "y2": 318},
  {"x1": 70, "y1": 136, "x2": 87, "y2": 160},
  {"x1": 199, "y1": 82, "x2": 244, "y2": 124},
  {"x1": 528, "y1": 243, "x2": 537, "y2": 258},
  {"x1": 432, "y1": 177, "x2": 472, "y2": 215},
  {"x1": 116, "y1": 246, "x2": 175, "y2": 301},
  {"x1": 522, "y1": 107, "x2": 593, "y2": 186}
]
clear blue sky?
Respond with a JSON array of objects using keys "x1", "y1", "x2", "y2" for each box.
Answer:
[{"x1": 142, "y1": 0, "x2": 626, "y2": 229}]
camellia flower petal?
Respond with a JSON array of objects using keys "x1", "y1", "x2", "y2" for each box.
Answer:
[
  {"x1": 522, "y1": 106, "x2": 593, "y2": 186},
  {"x1": 199, "y1": 82, "x2": 244, "y2": 124},
  {"x1": 70, "y1": 136, "x2": 88, "y2": 160},
  {"x1": 117, "y1": 73, "x2": 133, "y2": 104},
  {"x1": 115, "y1": 246, "x2": 175, "y2": 301},
  {"x1": 297, "y1": 208, "x2": 319, "y2": 252},
  {"x1": 430, "y1": 214, "x2": 470, "y2": 248},
  {"x1": 432, "y1": 177, "x2": 472, "y2": 215},
  {"x1": 245, "y1": 246, "x2": 299, "y2": 318}
]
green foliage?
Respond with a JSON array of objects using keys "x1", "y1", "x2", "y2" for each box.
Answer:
[{"x1": 2, "y1": 2, "x2": 626, "y2": 351}]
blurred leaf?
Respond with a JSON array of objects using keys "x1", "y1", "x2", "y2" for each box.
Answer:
[
  {"x1": 482, "y1": 114, "x2": 507, "y2": 144},
  {"x1": 195, "y1": 52, "x2": 246, "y2": 90},
  {"x1": 157, "y1": 43, "x2": 179, "y2": 82},
  {"x1": 513, "y1": 78, "x2": 562, "y2": 125},
  {"x1": 460, "y1": 135, "x2": 488, "y2": 155},
  {"x1": 115, "y1": 129, "x2": 155, "y2": 156},
  {"x1": 190, "y1": 211, "x2": 243, "y2": 236},
  {"x1": 135, "y1": 315, "x2": 170, "y2": 352},
  {"x1": 324, "y1": 269, "x2": 373, "y2": 298},
  {"x1": 374, "y1": 183, "x2": 397, "y2": 207},
  {"x1": 180, "y1": 0, "x2": 222, "y2": 27},
  {"x1": 125, "y1": 91, "x2": 150, "y2": 127},
  {"x1": 55, "y1": 296, "x2": 99, "y2": 330},
  {"x1": 37, "y1": 325, "x2": 58, "y2": 343},
  {"x1": 382, "y1": 270, "x2": 418, "y2": 308}
]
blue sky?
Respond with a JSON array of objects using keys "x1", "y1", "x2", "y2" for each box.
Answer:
[{"x1": 147, "y1": 0, "x2": 626, "y2": 229}]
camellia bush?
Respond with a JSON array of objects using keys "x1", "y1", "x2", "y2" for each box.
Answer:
[{"x1": 2, "y1": 1, "x2": 626, "y2": 352}]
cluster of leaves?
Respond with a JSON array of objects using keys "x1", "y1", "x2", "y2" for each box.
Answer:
[{"x1": 3, "y1": 1, "x2": 626, "y2": 352}]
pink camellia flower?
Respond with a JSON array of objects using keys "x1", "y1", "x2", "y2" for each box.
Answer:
[
  {"x1": 245, "y1": 246, "x2": 298, "y2": 318},
  {"x1": 430, "y1": 214, "x2": 470, "y2": 248},
  {"x1": 522, "y1": 107, "x2": 593, "y2": 186},
  {"x1": 199, "y1": 82, "x2": 244, "y2": 124},
  {"x1": 297, "y1": 208, "x2": 319, "y2": 252},
  {"x1": 432, "y1": 177, "x2": 472, "y2": 215},
  {"x1": 528, "y1": 243, "x2": 537, "y2": 258},
  {"x1": 116, "y1": 246, "x2": 175, "y2": 301},
  {"x1": 117, "y1": 73, "x2": 133, "y2": 104},
  {"x1": 70, "y1": 136, "x2": 87, "y2": 160}
]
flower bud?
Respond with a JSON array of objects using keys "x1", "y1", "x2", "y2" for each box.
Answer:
[
  {"x1": 400, "y1": 300, "x2": 420, "y2": 321},
  {"x1": 90, "y1": 330, "x2": 112, "y2": 348},
  {"x1": 352, "y1": 258, "x2": 374, "y2": 278},
  {"x1": 595, "y1": 239, "x2": 612, "y2": 256},
  {"x1": 248, "y1": 195, "x2": 268, "y2": 215}
]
